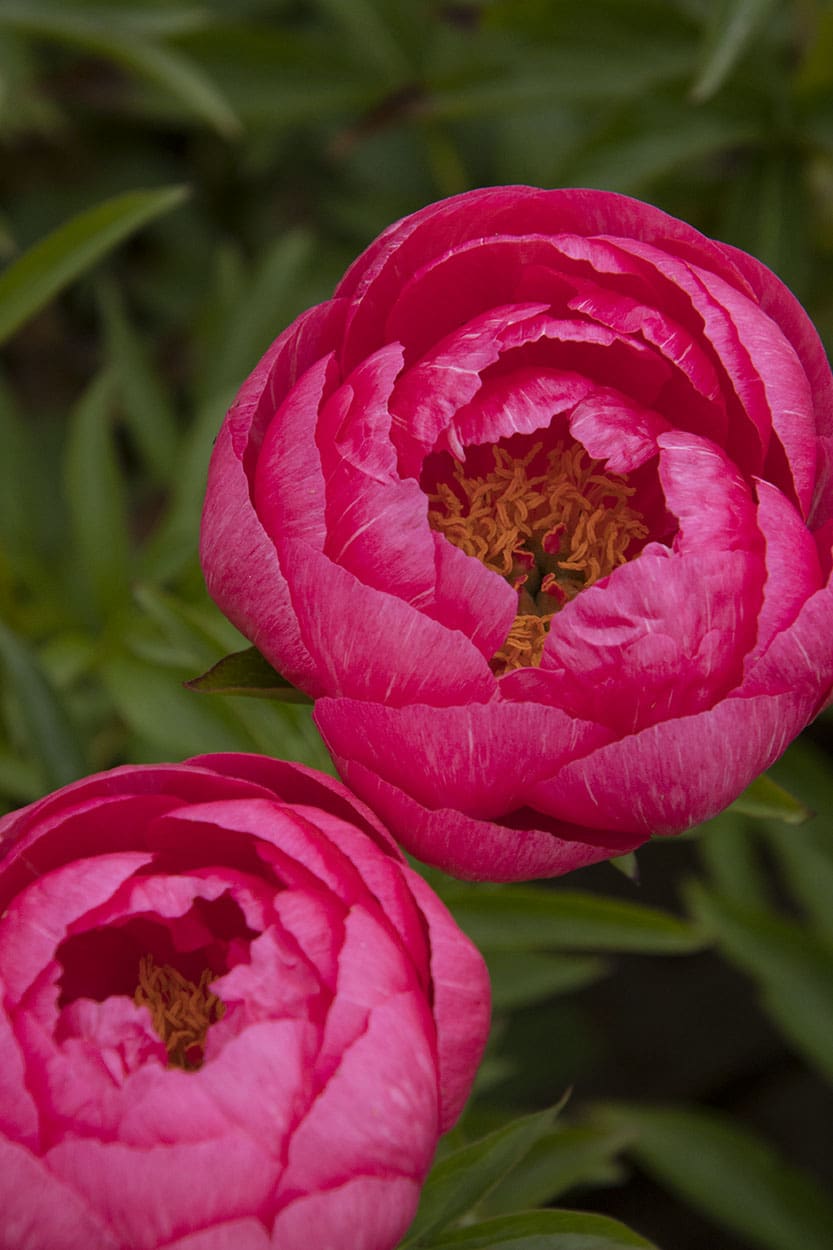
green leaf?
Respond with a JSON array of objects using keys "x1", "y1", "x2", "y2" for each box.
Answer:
[
  {"x1": 440, "y1": 885, "x2": 705, "y2": 954},
  {"x1": 596, "y1": 1103, "x2": 833, "y2": 1250},
  {"x1": 730, "y1": 771, "x2": 811, "y2": 823},
  {"x1": 691, "y1": 0, "x2": 779, "y2": 101},
  {"x1": 0, "y1": 621, "x2": 86, "y2": 788},
  {"x1": 63, "y1": 371, "x2": 131, "y2": 616},
  {"x1": 98, "y1": 280, "x2": 179, "y2": 483},
  {"x1": 403, "y1": 1108, "x2": 560, "y2": 1247},
  {"x1": 478, "y1": 1124, "x2": 632, "y2": 1217},
  {"x1": 421, "y1": 1209, "x2": 657, "y2": 1248},
  {"x1": 687, "y1": 882, "x2": 833, "y2": 1084},
  {"x1": 0, "y1": 3, "x2": 239, "y2": 134},
  {"x1": 487, "y1": 951, "x2": 609, "y2": 1013},
  {"x1": 0, "y1": 184, "x2": 188, "y2": 346},
  {"x1": 184, "y1": 646, "x2": 312, "y2": 703}
]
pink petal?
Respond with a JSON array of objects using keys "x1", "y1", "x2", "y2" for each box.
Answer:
[
  {"x1": 277, "y1": 538, "x2": 496, "y2": 706},
  {"x1": 533, "y1": 544, "x2": 762, "y2": 733},
  {"x1": 163, "y1": 1220, "x2": 272, "y2": 1250},
  {"x1": 0, "y1": 1138, "x2": 119, "y2": 1250},
  {"x1": 332, "y1": 757, "x2": 638, "y2": 882},
  {"x1": 0, "y1": 973, "x2": 39, "y2": 1146},
  {"x1": 279, "y1": 991, "x2": 438, "y2": 1194},
  {"x1": 401, "y1": 866, "x2": 490, "y2": 1129},
  {"x1": 568, "y1": 388, "x2": 671, "y2": 474},
  {"x1": 0, "y1": 853, "x2": 152, "y2": 1002},
  {"x1": 314, "y1": 696, "x2": 612, "y2": 820},
  {"x1": 270, "y1": 1174, "x2": 420, "y2": 1250},
  {"x1": 46, "y1": 1134, "x2": 278, "y2": 1250},
  {"x1": 657, "y1": 430, "x2": 760, "y2": 554}
]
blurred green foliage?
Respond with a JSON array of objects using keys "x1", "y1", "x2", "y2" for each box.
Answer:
[{"x1": 1, "y1": 2, "x2": 833, "y2": 1247}]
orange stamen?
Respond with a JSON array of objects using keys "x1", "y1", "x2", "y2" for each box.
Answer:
[
  {"x1": 428, "y1": 441, "x2": 647, "y2": 671},
  {"x1": 135, "y1": 955, "x2": 225, "y2": 1070}
]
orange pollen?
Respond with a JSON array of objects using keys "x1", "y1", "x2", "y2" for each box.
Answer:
[
  {"x1": 428, "y1": 441, "x2": 648, "y2": 672},
  {"x1": 135, "y1": 954, "x2": 225, "y2": 1070}
]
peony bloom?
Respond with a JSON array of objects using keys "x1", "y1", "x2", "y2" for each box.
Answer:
[
  {"x1": 201, "y1": 186, "x2": 833, "y2": 882},
  {"x1": 0, "y1": 755, "x2": 489, "y2": 1249}
]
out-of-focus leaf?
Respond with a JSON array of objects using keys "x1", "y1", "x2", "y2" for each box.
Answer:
[
  {"x1": 185, "y1": 646, "x2": 312, "y2": 703},
  {"x1": 609, "y1": 852, "x2": 638, "y2": 881},
  {"x1": 64, "y1": 371, "x2": 131, "y2": 616},
  {"x1": 0, "y1": 3, "x2": 239, "y2": 134},
  {"x1": 687, "y1": 882, "x2": 833, "y2": 1084},
  {"x1": 0, "y1": 184, "x2": 188, "y2": 345},
  {"x1": 421, "y1": 1209, "x2": 657, "y2": 1249},
  {"x1": 0, "y1": 621, "x2": 86, "y2": 787},
  {"x1": 487, "y1": 950, "x2": 609, "y2": 1013},
  {"x1": 99, "y1": 280, "x2": 179, "y2": 483},
  {"x1": 478, "y1": 1124, "x2": 632, "y2": 1216},
  {"x1": 0, "y1": 2, "x2": 212, "y2": 40},
  {"x1": 0, "y1": 377, "x2": 30, "y2": 563},
  {"x1": 403, "y1": 1108, "x2": 559, "y2": 1247},
  {"x1": 316, "y1": 0, "x2": 412, "y2": 83},
  {"x1": 0, "y1": 747, "x2": 42, "y2": 806},
  {"x1": 198, "y1": 229, "x2": 313, "y2": 405},
  {"x1": 763, "y1": 741, "x2": 833, "y2": 944},
  {"x1": 101, "y1": 652, "x2": 260, "y2": 757},
  {"x1": 696, "y1": 811, "x2": 770, "y2": 911},
  {"x1": 440, "y1": 885, "x2": 705, "y2": 954},
  {"x1": 730, "y1": 771, "x2": 810, "y2": 823},
  {"x1": 596, "y1": 1103, "x2": 833, "y2": 1250},
  {"x1": 691, "y1": 0, "x2": 779, "y2": 101}
]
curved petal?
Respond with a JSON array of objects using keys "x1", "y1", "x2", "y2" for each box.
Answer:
[
  {"x1": 401, "y1": 867, "x2": 490, "y2": 1129},
  {"x1": 333, "y1": 757, "x2": 639, "y2": 882},
  {"x1": 278, "y1": 538, "x2": 496, "y2": 706},
  {"x1": 270, "y1": 1174, "x2": 420, "y2": 1250},
  {"x1": 0, "y1": 1138, "x2": 119, "y2": 1250},
  {"x1": 163, "y1": 1220, "x2": 272, "y2": 1250},
  {"x1": 314, "y1": 696, "x2": 612, "y2": 820}
]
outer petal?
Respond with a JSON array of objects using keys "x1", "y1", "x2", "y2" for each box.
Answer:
[
  {"x1": 0, "y1": 1139, "x2": 119, "y2": 1250},
  {"x1": 401, "y1": 867, "x2": 490, "y2": 1129},
  {"x1": 333, "y1": 757, "x2": 639, "y2": 883},
  {"x1": 270, "y1": 1175, "x2": 420, "y2": 1250}
]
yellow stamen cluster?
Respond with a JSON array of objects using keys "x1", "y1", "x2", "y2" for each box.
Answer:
[
  {"x1": 135, "y1": 955, "x2": 225, "y2": 1070},
  {"x1": 428, "y1": 441, "x2": 647, "y2": 671}
]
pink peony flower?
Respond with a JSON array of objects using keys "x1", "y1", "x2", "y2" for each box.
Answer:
[
  {"x1": 0, "y1": 755, "x2": 489, "y2": 1249},
  {"x1": 201, "y1": 185, "x2": 833, "y2": 882}
]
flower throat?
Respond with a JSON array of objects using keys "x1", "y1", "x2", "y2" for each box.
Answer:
[
  {"x1": 428, "y1": 441, "x2": 647, "y2": 672},
  {"x1": 135, "y1": 955, "x2": 225, "y2": 1070}
]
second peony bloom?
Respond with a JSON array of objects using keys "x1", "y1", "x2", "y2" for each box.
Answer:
[{"x1": 201, "y1": 186, "x2": 833, "y2": 882}]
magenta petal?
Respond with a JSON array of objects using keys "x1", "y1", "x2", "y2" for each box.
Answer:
[
  {"x1": 529, "y1": 686, "x2": 817, "y2": 837},
  {"x1": 568, "y1": 389, "x2": 671, "y2": 473},
  {"x1": 334, "y1": 757, "x2": 639, "y2": 881},
  {"x1": 451, "y1": 367, "x2": 597, "y2": 452},
  {"x1": 315, "y1": 696, "x2": 611, "y2": 819},
  {"x1": 0, "y1": 976, "x2": 39, "y2": 1146},
  {"x1": 201, "y1": 420, "x2": 323, "y2": 694},
  {"x1": 271, "y1": 1175, "x2": 420, "y2": 1250},
  {"x1": 0, "y1": 1138, "x2": 119, "y2": 1250},
  {"x1": 253, "y1": 354, "x2": 335, "y2": 548},
  {"x1": 535, "y1": 544, "x2": 762, "y2": 732},
  {"x1": 744, "y1": 479, "x2": 824, "y2": 670},
  {"x1": 657, "y1": 430, "x2": 760, "y2": 554},
  {"x1": 278, "y1": 538, "x2": 496, "y2": 706}
]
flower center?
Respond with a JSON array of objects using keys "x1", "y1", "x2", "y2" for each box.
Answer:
[
  {"x1": 428, "y1": 441, "x2": 647, "y2": 672},
  {"x1": 135, "y1": 954, "x2": 225, "y2": 1070}
]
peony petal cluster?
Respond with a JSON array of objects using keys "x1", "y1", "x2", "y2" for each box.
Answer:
[
  {"x1": 0, "y1": 754, "x2": 489, "y2": 1250},
  {"x1": 201, "y1": 185, "x2": 833, "y2": 882}
]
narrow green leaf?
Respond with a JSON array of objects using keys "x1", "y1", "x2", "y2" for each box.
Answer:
[
  {"x1": 762, "y1": 741, "x2": 833, "y2": 943},
  {"x1": 691, "y1": 0, "x2": 778, "y2": 101},
  {"x1": 98, "y1": 280, "x2": 179, "y2": 483},
  {"x1": 687, "y1": 882, "x2": 833, "y2": 1084},
  {"x1": 487, "y1": 951, "x2": 609, "y2": 1013},
  {"x1": 185, "y1": 646, "x2": 312, "y2": 703},
  {"x1": 597, "y1": 1103, "x2": 833, "y2": 1250},
  {"x1": 423, "y1": 1208, "x2": 657, "y2": 1248},
  {"x1": 0, "y1": 621, "x2": 86, "y2": 788},
  {"x1": 478, "y1": 1124, "x2": 632, "y2": 1216},
  {"x1": 0, "y1": 184, "x2": 188, "y2": 345},
  {"x1": 441, "y1": 885, "x2": 704, "y2": 954},
  {"x1": 403, "y1": 1109, "x2": 560, "y2": 1247},
  {"x1": 64, "y1": 371, "x2": 131, "y2": 616},
  {"x1": 730, "y1": 771, "x2": 810, "y2": 823},
  {"x1": 0, "y1": 3, "x2": 239, "y2": 134}
]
